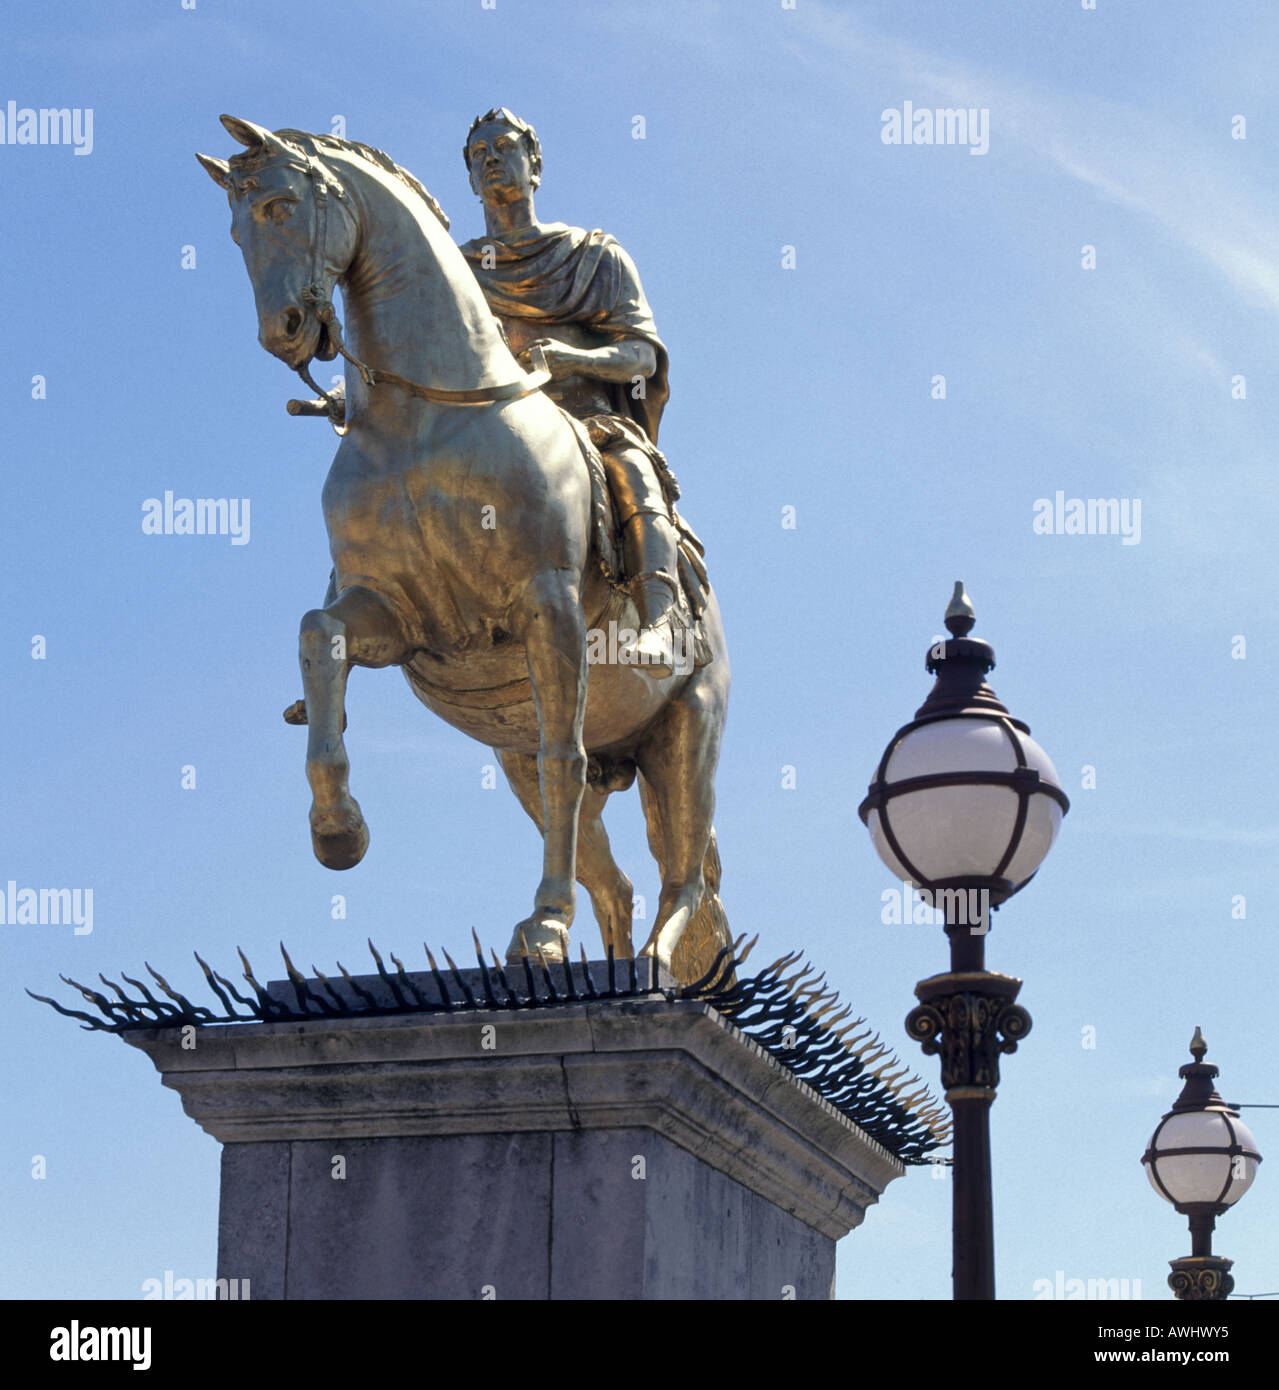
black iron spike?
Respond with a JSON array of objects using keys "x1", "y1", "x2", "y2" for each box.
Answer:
[
  {"x1": 518, "y1": 933, "x2": 538, "y2": 1003},
  {"x1": 473, "y1": 932, "x2": 500, "y2": 1008},
  {"x1": 788, "y1": 972, "x2": 823, "y2": 1000},
  {"x1": 441, "y1": 948, "x2": 477, "y2": 1008},
  {"x1": 27, "y1": 989, "x2": 114, "y2": 1031},
  {"x1": 534, "y1": 947, "x2": 561, "y2": 1003},
  {"x1": 310, "y1": 963, "x2": 352, "y2": 1014},
  {"x1": 60, "y1": 974, "x2": 125, "y2": 1020},
  {"x1": 237, "y1": 948, "x2": 285, "y2": 1020},
  {"x1": 735, "y1": 933, "x2": 759, "y2": 967},
  {"x1": 702, "y1": 960, "x2": 753, "y2": 1004},
  {"x1": 336, "y1": 960, "x2": 378, "y2": 1009},
  {"x1": 279, "y1": 944, "x2": 338, "y2": 1017},
  {"x1": 424, "y1": 944, "x2": 452, "y2": 1009},
  {"x1": 117, "y1": 971, "x2": 178, "y2": 1019},
  {"x1": 675, "y1": 944, "x2": 736, "y2": 998},
  {"x1": 757, "y1": 949, "x2": 802, "y2": 982},
  {"x1": 389, "y1": 951, "x2": 429, "y2": 1009},
  {"x1": 811, "y1": 1002, "x2": 852, "y2": 1031},
  {"x1": 489, "y1": 950, "x2": 519, "y2": 1008},
  {"x1": 210, "y1": 967, "x2": 258, "y2": 1010},
  {"x1": 96, "y1": 975, "x2": 148, "y2": 1023},
  {"x1": 279, "y1": 944, "x2": 317, "y2": 1014},
  {"x1": 368, "y1": 938, "x2": 409, "y2": 1009},
  {"x1": 145, "y1": 961, "x2": 212, "y2": 1020},
  {"x1": 558, "y1": 948, "x2": 580, "y2": 1002},
  {"x1": 195, "y1": 952, "x2": 246, "y2": 1020},
  {"x1": 579, "y1": 944, "x2": 599, "y2": 1000}
]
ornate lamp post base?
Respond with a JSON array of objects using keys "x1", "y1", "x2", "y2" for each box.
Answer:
[
  {"x1": 1168, "y1": 1255, "x2": 1234, "y2": 1301},
  {"x1": 906, "y1": 960, "x2": 1032, "y2": 1300},
  {"x1": 906, "y1": 969, "x2": 1032, "y2": 1095}
]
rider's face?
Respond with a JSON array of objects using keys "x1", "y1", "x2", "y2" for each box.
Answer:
[{"x1": 467, "y1": 122, "x2": 535, "y2": 205}]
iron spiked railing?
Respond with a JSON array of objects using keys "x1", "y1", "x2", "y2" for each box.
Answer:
[{"x1": 29, "y1": 934, "x2": 950, "y2": 1164}]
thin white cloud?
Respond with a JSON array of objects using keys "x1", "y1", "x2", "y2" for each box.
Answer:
[{"x1": 800, "y1": 4, "x2": 1279, "y2": 318}]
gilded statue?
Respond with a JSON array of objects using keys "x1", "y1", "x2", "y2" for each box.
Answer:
[{"x1": 197, "y1": 114, "x2": 732, "y2": 979}]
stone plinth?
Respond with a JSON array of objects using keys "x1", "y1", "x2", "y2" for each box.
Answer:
[{"x1": 126, "y1": 968, "x2": 904, "y2": 1300}]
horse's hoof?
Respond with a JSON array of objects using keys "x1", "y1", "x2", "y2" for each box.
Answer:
[
  {"x1": 505, "y1": 916, "x2": 570, "y2": 964},
  {"x1": 638, "y1": 937, "x2": 674, "y2": 975},
  {"x1": 310, "y1": 800, "x2": 369, "y2": 870}
]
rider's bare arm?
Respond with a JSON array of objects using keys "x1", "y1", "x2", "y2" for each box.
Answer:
[{"x1": 519, "y1": 337, "x2": 656, "y2": 384}]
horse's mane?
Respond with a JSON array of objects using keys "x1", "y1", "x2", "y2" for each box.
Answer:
[{"x1": 270, "y1": 129, "x2": 451, "y2": 232}]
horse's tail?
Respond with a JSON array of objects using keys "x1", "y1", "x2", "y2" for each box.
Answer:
[{"x1": 670, "y1": 828, "x2": 734, "y2": 987}]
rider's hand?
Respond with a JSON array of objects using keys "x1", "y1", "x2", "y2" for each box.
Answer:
[{"x1": 518, "y1": 339, "x2": 587, "y2": 381}]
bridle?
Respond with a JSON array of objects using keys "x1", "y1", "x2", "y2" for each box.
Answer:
[{"x1": 272, "y1": 150, "x2": 551, "y2": 429}]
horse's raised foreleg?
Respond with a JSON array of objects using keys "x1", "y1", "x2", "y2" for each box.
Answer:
[
  {"x1": 505, "y1": 571, "x2": 588, "y2": 962},
  {"x1": 298, "y1": 585, "x2": 406, "y2": 870}
]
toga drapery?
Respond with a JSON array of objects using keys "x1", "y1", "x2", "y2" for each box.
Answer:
[{"x1": 460, "y1": 222, "x2": 670, "y2": 445}]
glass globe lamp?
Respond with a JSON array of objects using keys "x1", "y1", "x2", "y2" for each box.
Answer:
[{"x1": 859, "y1": 583, "x2": 1069, "y2": 919}]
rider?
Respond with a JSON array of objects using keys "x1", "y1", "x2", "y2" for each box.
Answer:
[{"x1": 459, "y1": 108, "x2": 689, "y2": 679}]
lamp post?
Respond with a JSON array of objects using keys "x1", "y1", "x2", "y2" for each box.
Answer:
[
  {"x1": 1142, "y1": 1028, "x2": 1262, "y2": 1300},
  {"x1": 859, "y1": 583, "x2": 1069, "y2": 1300}
]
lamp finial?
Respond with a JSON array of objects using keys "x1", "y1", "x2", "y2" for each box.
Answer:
[
  {"x1": 944, "y1": 581, "x2": 976, "y2": 639},
  {"x1": 1190, "y1": 1026, "x2": 1208, "y2": 1063}
]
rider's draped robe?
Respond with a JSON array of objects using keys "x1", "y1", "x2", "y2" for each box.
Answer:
[
  {"x1": 459, "y1": 222, "x2": 670, "y2": 445},
  {"x1": 460, "y1": 220, "x2": 708, "y2": 642}
]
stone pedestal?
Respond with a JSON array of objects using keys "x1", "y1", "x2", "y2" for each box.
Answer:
[{"x1": 126, "y1": 964, "x2": 903, "y2": 1300}]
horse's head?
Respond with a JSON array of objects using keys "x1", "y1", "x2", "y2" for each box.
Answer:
[{"x1": 197, "y1": 115, "x2": 358, "y2": 372}]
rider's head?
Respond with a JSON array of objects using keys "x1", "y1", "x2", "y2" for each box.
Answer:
[{"x1": 463, "y1": 108, "x2": 543, "y2": 199}]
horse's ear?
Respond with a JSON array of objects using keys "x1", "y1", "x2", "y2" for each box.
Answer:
[
  {"x1": 220, "y1": 113, "x2": 268, "y2": 147},
  {"x1": 196, "y1": 153, "x2": 232, "y2": 189},
  {"x1": 219, "y1": 114, "x2": 291, "y2": 158}
]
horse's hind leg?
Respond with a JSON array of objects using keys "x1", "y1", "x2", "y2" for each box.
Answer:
[
  {"x1": 638, "y1": 777, "x2": 730, "y2": 983},
  {"x1": 635, "y1": 673, "x2": 727, "y2": 974},
  {"x1": 497, "y1": 751, "x2": 634, "y2": 958},
  {"x1": 299, "y1": 585, "x2": 406, "y2": 870}
]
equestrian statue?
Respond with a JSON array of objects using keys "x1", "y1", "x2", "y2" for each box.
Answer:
[{"x1": 197, "y1": 111, "x2": 732, "y2": 982}]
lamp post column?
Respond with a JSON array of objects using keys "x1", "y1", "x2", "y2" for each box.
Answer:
[{"x1": 908, "y1": 917, "x2": 1030, "y2": 1301}]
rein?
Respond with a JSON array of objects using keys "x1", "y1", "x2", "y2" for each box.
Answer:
[{"x1": 291, "y1": 151, "x2": 550, "y2": 425}]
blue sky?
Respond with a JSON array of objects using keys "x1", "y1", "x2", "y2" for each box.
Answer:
[{"x1": 3, "y1": 0, "x2": 1276, "y2": 1301}]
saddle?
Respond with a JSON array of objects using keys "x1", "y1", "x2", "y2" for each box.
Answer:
[{"x1": 562, "y1": 411, "x2": 712, "y2": 670}]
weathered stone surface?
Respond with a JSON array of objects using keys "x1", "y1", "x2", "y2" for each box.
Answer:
[
  {"x1": 218, "y1": 1141, "x2": 289, "y2": 1300},
  {"x1": 127, "y1": 986, "x2": 901, "y2": 1299}
]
